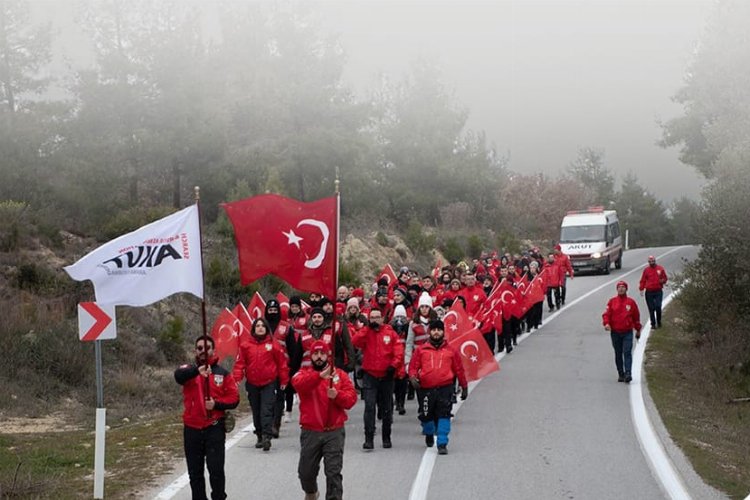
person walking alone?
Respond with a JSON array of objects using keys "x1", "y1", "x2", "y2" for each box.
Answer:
[
  {"x1": 639, "y1": 255, "x2": 668, "y2": 329},
  {"x1": 602, "y1": 281, "x2": 642, "y2": 383}
]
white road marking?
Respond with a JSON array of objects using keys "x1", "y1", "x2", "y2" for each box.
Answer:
[
  {"x1": 408, "y1": 246, "x2": 688, "y2": 500},
  {"x1": 154, "y1": 422, "x2": 256, "y2": 499}
]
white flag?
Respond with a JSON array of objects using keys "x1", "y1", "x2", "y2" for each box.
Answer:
[{"x1": 65, "y1": 205, "x2": 204, "y2": 307}]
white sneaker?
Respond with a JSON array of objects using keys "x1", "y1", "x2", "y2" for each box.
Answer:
[{"x1": 284, "y1": 411, "x2": 292, "y2": 423}]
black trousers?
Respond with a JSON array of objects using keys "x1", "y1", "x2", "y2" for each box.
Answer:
[
  {"x1": 247, "y1": 381, "x2": 276, "y2": 438},
  {"x1": 547, "y1": 286, "x2": 561, "y2": 309},
  {"x1": 482, "y1": 329, "x2": 496, "y2": 353},
  {"x1": 184, "y1": 423, "x2": 226, "y2": 500},
  {"x1": 298, "y1": 427, "x2": 346, "y2": 500},
  {"x1": 499, "y1": 319, "x2": 512, "y2": 350},
  {"x1": 394, "y1": 376, "x2": 408, "y2": 409},
  {"x1": 527, "y1": 301, "x2": 543, "y2": 329},
  {"x1": 362, "y1": 372, "x2": 394, "y2": 440},
  {"x1": 645, "y1": 290, "x2": 663, "y2": 327}
]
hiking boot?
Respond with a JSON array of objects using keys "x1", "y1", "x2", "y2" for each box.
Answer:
[
  {"x1": 383, "y1": 439, "x2": 392, "y2": 449},
  {"x1": 425, "y1": 434, "x2": 434, "y2": 447},
  {"x1": 617, "y1": 375, "x2": 625, "y2": 383},
  {"x1": 506, "y1": 346, "x2": 513, "y2": 354},
  {"x1": 363, "y1": 440, "x2": 374, "y2": 450},
  {"x1": 255, "y1": 435, "x2": 263, "y2": 448},
  {"x1": 396, "y1": 404, "x2": 406, "y2": 416},
  {"x1": 262, "y1": 436, "x2": 272, "y2": 451},
  {"x1": 304, "y1": 492, "x2": 320, "y2": 500},
  {"x1": 624, "y1": 374, "x2": 632, "y2": 383},
  {"x1": 437, "y1": 445, "x2": 448, "y2": 455}
]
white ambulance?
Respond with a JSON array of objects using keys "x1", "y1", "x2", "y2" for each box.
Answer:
[{"x1": 558, "y1": 207, "x2": 622, "y2": 274}]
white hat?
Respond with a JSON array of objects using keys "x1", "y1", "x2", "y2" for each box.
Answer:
[
  {"x1": 394, "y1": 305, "x2": 407, "y2": 318},
  {"x1": 418, "y1": 292, "x2": 433, "y2": 309}
]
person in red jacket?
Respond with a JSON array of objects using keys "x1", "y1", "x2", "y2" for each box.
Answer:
[
  {"x1": 459, "y1": 272, "x2": 487, "y2": 319},
  {"x1": 553, "y1": 244, "x2": 574, "y2": 305},
  {"x1": 408, "y1": 320, "x2": 468, "y2": 455},
  {"x1": 351, "y1": 308, "x2": 404, "y2": 450},
  {"x1": 293, "y1": 340, "x2": 357, "y2": 500},
  {"x1": 602, "y1": 281, "x2": 642, "y2": 383},
  {"x1": 639, "y1": 255, "x2": 668, "y2": 329},
  {"x1": 175, "y1": 335, "x2": 239, "y2": 500},
  {"x1": 544, "y1": 253, "x2": 563, "y2": 312},
  {"x1": 232, "y1": 318, "x2": 289, "y2": 451}
]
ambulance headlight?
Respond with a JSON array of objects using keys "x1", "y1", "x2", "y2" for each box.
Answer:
[{"x1": 592, "y1": 252, "x2": 602, "y2": 259}]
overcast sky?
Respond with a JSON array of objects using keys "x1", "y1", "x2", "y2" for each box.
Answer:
[
  {"x1": 314, "y1": 0, "x2": 712, "y2": 202},
  {"x1": 36, "y1": 0, "x2": 712, "y2": 202}
]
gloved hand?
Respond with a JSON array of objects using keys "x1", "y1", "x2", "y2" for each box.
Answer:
[
  {"x1": 409, "y1": 377, "x2": 420, "y2": 389},
  {"x1": 385, "y1": 366, "x2": 396, "y2": 379},
  {"x1": 460, "y1": 387, "x2": 468, "y2": 400}
]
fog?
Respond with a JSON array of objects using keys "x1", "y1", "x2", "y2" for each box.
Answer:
[
  {"x1": 315, "y1": 0, "x2": 711, "y2": 201},
  {"x1": 33, "y1": 0, "x2": 710, "y2": 202}
]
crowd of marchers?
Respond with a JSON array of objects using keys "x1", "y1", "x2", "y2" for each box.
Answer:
[{"x1": 174, "y1": 248, "x2": 668, "y2": 500}]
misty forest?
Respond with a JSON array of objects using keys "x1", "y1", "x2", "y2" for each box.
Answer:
[{"x1": 1, "y1": 0, "x2": 749, "y2": 497}]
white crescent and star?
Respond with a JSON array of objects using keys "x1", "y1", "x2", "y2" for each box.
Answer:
[
  {"x1": 460, "y1": 340, "x2": 479, "y2": 363},
  {"x1": 500, "y1": 290, "x2": 515, "y2": 304},
  {"x1": 443, "y1": 311, "x2": 460, "y2": 331},
  {"x1": 282, "y1": 219, "x2": 330, "y2": 270}
]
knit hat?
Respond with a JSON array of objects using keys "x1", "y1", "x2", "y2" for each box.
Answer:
[
  {"x1": 394, "y1": 305, "x2": 407, "y2": 318},
  {"x1": 428, "y1": 319, "x2": 445, "y2": 331},
  {"x1": 265, "y1": 299, "x2": 280, "y2": 311},
  {"x1": 351, "y1": 288, "x2": 365, "y2": 298},
  {"x1": 616, "y1": 280, "x2": 628, "y2": 290},
  {"x1": 309, "y1": 307, "x2": 325, "y2": 318},
  {"x1": 394, "y1": 287, "x2": 407, "y2": 298},
  {"x1": 310, "y1": 339, "x2": 330, "y2": 355},
  {"x1": 376, "y1": 287, "x2": 389, "y2": 298},
  {"x1": 346, "y1": 297, "x2": 360, "y2": 310},
  {"x1": 318, "y1": 296, "x2": 332, "y2": 307},
  {"x1": 289, "y1": 295, "x2": 302, "y2": 306},
  {"x1": 417, "y1": 292, "x2": 433, "y2": 309},
  {"x1": 554, "y1": 244, "x2": 562, "y2": 251}
]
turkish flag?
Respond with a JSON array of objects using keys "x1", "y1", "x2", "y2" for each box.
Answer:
[
  {"x1": 516, "y1": 274, "x2": 530, "y2": 294},
  {"x1": 276, "y1": 291, "x2": 290, "y2": 320},
  {"x1": 210, "y1": 308, "x2": 242, "y2": 361},
  {"x1": 375, "y1": 263, "x2": 398, "y2": 288},
  {"x1": 232, "y1": 303, "x2": 253, "y2": 341},
  {"x1": 524, "y1": 271, "x2": 547, "y2": 307},
  {"x1": 432, "y1": 258, "x2": 442, "y2": 280},
  {"x1": 498, "y1": 280, "x2": 524, "y2": 319},
  {"x1": 443, "y1": 300, "x2": 472, "y2": 342},
  {"x1": 222, "y1": 194, "x2": 338, "y2": 297},
  {"x1": 247, "y1": 291, "x2": 266, "y2": 321},
  {"x1": 449, "y1": 328, "x2": 499, "y2": 382}
]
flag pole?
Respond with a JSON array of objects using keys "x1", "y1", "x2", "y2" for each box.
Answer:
[
  {"x1": 331, "y1": 171, "x2": 341, "y2": 386},
  {"x1": 194, "y1": 186, "x2": 211, "y2": 412}
]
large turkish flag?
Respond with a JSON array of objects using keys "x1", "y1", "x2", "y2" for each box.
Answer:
[
  {"x1": 223, "y1": 194, "x2": 338, "y2": 297},
  {"x1": 449, "y1": 328, "x2": 499, "y2": 382}
]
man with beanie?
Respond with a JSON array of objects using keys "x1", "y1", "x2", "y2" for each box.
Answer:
[
  {"x1": 264, "y1": 299, "x2": 293, "y2": 438},
  {"x1": 602, "y1": 281, "x2": 642, "y2": 383},
  {"x1": 352, "y1": 308, "x2": 404, "y2": 450},
  {"x1": 293, "y1": 340, "x2": 357, "y2": 500},
  {"x1": 370, "y1": 286, "x2": 394, "y2": 323},
  {"x1": 175, "y1": 336, "x2": 239, "y2": 499},
  {"x1": 321, "y1": 297, "x2": 356, "y2": 373},
  {"x1": 639, "y1": 255, "x2": 668, "y2": 329},
  {"x1": 408, "y1": 320, "x2": 468, "y2": 455}
]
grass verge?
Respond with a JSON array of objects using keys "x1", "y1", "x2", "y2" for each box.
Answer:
[
  {"x1": 645, "y1": 300, "x2": 750, "y2": 499},
  {"x1": 0, "y1": 412, "x2": 185, "y2": 499}
]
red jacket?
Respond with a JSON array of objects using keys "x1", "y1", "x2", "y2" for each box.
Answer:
[
  {"x1": 408, "y1": 341, "x2": 468, "y2": 389},
  {"x1": 459, "y1": 284, "x2": 487, "y2": 318},
  {"x1": 543, "y1": 261, "x2": 563, "y2": 287},
  {"x1": 602, "y1": 295, "x2": 642, "y2": 333},
  {"x1": 639, "y1": 265, "x2": 668, "y2": 292},
  {"x1": 554, "y1": 253, "x2": 574, "y2": 278},
  {"x1": 292, "y1": 366, "x2": 357, "y2": 432},
  {"x1": 352, "y1": 324, "x2": 404, "y2": 378},
  {"x1": 175, "y1": 359, "x2": 239, "y2": 430},
  {"x1": 232, "y1": 335, "x2": 289, "y2": 387}
]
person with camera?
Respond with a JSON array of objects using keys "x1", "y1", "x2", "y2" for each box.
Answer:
[
  {"x1": 293, "y1": 340, "x2": 357, "y2": 500},
  {"x1": 175, "y1": 335, "x2": 239, "y2": 500},
  {"x1": 408, "y1": 320, "x2": 468, "y2": 455},
  {"x1": 351, "y1": 308, "x2": 404, "y2": 450}
]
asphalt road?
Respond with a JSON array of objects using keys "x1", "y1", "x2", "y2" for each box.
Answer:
[{"x1": 153, "y1": 246, "x2": 705, "y2": 500}]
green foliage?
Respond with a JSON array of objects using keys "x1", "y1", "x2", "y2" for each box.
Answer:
[
  {"x1": 205, "y1": 255, "x2": 257, "y2": 305},
  {"x1": 14, "y1": 263, "x2": 68, "y2": 295},
  {"x1": 615, "y1": 172, "x2": 672, "y2": 248},
  {"x1": 375, "y1": 231, "x2": 390, "y2": 247},
  {"x1": 0, "y1": 200, "x2": 28, "y2": 251},
  {"x1": 466, "y1": 234, "x2": 484, "y2": 259},
  {"x1": 567, "y1": 147, "x2": 615, "y2": 206},
  {"x1": 101, "y1": 206, "x2": 176, "y2": 241},
  {"x1": 404, "y1": 219, "x2": 436, "y2": 255},
  {"x1": 339, "y1": 259, "x2": 361, "y2": 285},
  {"x1": 495, "y1": 231, "x2": 521, "y2": 255},
  {"x1": 440, "y1": 237, "x2": 464, "y2": 263},
  {"x1": 157, "y1": 316, "x2": 185, "y2": 363}
]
